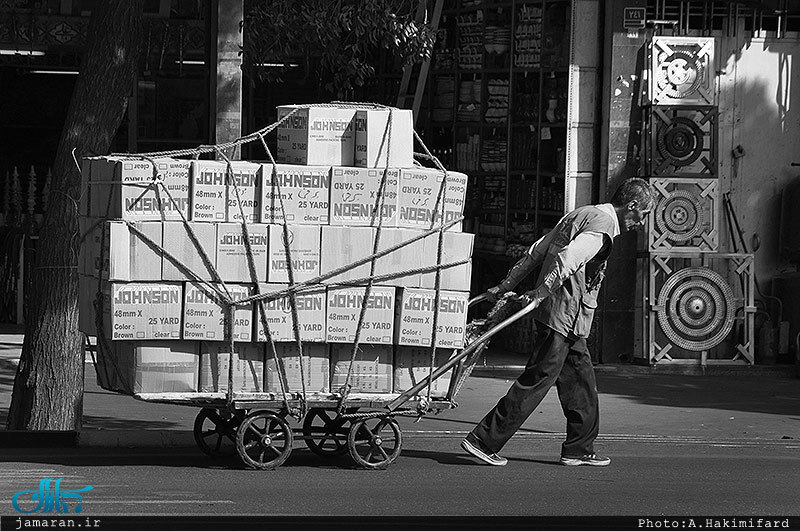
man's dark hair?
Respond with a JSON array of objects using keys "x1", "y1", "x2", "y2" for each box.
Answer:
[{"x1": 610, "y1": 178, "x2": 653, "y2": 210}]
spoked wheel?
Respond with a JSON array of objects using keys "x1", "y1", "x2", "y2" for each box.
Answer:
[
  {"x1": 347, "y1": 416, "x2": 403, "y2": 470},
  {"x1": 235, "y1": 410, "x2": 294, "y2": 470},
  {"x1": 193, "y1": 408, "x2": 241, "y2": 458},
  {"x1": 302, "y1": 408, "x2": 356, "y2": 458}
]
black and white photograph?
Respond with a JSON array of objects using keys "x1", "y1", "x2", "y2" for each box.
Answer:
[{"x1": 0, "y1": 1, "x2": 798, "y2": 530}]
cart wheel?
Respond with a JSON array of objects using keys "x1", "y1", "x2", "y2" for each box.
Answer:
[
  {"x1": 302, "y1": 408, "x2": 354, "y2": 458},
  {"x1": 193, "y1": 408, "x2": 240, "y2": 458},
  {"x1": 347, "y1": 417, "x2": 403, "y2": 470},
  {"x1": 236, "y1": 410, "x2": 293, "y2": 470}
]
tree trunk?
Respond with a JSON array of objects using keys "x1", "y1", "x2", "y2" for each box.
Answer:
[{"x1": 7, "y1": 0, "x2": 144, "y2": 430}]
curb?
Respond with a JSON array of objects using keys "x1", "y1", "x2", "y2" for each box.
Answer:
[
  {"x1": 471, "y1": 364, "x2": 799, "y2": 379},
  {"x1": 78, "y1": 429, "x2": 196, "y2": 448}
]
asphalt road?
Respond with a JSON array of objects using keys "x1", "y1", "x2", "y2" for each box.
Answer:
[{"x1": 1, "y1": 436, "x2": 798, "y2": 517}]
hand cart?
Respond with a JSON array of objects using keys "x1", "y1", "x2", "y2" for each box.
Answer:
[{"x1": 121, "y1": 293, "x2": 537, "y2": 470}]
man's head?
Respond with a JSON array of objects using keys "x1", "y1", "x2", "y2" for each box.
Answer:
[{"x1": 610, "y1": 178, "x2": 654, "y2": 231}]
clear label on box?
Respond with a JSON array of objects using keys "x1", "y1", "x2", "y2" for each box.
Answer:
[
  {"x1": 161, "y1": 221, "x2": 218, "y2": 281},
  {"x1": 320, "y1": 226, "x2": 376, "y2": 284},
  {"x1": 215, "y1": 223, "x2": 269, "y2": 282},
  {"x1": 224, "y1": 161, "x2": 262, "y2": 223},
  {"x1": 397, "y1": 168, "x2": 467, "y2": 230},
  {"x1": 394, "y1": 346, "x2": 455, "y2": 398},
  {"x1": 329, "y1": 167, "x2": 399, "y2": 226},
  {"x1": 354, "y1": 108, "x2": 414, "y2": 169},
  {"x1": 90, "y1": 157, "x2": 191, "y2": 221},
  {"x1": 395, "y1": 288, "x2": 468, "y2": 348},
  {"x1": 267, "y1": 224, "x2": 321, "y2": 283},
  {"x1": 330, "y1": 343, "x2": 393, "y2": 393},
  {"x1": 265, "y1": 343, "x2": 330, "y2": 394},
  {"x1": 277, "y1": 105, "x2": 356, "y2": 166},
  {"x1": 255, "y1": 284, "x2": 326, "y2": 342},
  {"x1": 199, "y1": 342, "x2": 264, "y2": 393},
  {"x1": 190, "y1": 160, "x2": 227, "y2": 222},
  {"x1": 261, "y1": 164, "x2": 331, "y2": 224},
  {"x1": 183, "y1": 283, "x2": 253, "y2": 341},
  {"x1": 81, "y1": 219, "x2": 162, "y2": 281},
  {"x1": 326, "y1": 286, "x2": 395, "y2": 344}
]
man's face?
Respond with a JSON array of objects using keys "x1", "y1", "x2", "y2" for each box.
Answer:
[{"x1": 621, "y1": 201, "x2": 650, "y2": 231}]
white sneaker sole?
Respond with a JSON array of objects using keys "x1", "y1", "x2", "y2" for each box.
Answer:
[
  {"x1": 560, "y1": 457, "x2": 611, "y2": 466},
  {"x1": 461, "y1": 439, "x2": 508, "y2": 466}
]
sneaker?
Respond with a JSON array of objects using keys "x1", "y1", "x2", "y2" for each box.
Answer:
[
  {"x1": 461, "y1": 435, "x2": 508, "y2": 466},
  {"x1": 560, "y1": 453, "x2": 611, "y2": 467}
]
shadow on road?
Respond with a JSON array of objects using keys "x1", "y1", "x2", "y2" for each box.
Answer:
[{"x1": 592, "y1": 373, "x2": 800, "y2": 417}]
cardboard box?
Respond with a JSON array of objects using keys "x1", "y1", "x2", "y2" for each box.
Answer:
[
  {"x1": 161, "y1": 221, "x2": 217, "y2": 281},
  {"x1": 190, "y1": 160, "x2": 227, "y2": 222},
  {"x1": 215, "y1": 223, "x2": 269, "y2": 282},
  {"x1": 81, "y1": 219, "x2": 162, "y2": 281},
  {"x1": 89, "y1": 282, "x2": 183, "y2": 340},
  {"x1": 320, "y1": 226, "x2": 376, "y2": 284},
  {"x1": 255, "y1": 284, "x2": 326, "y2": 342},
  {"x1": 261, "y1": 164, "x2": 331, "y2": 224},
  {"x1": 329, "y1": 167, "x2": 399, "y2": 226},
  {"x1": 419, "y1": 231, "x2": 474, "y2": 291},
  {"x1": 267, "y1": 224, "x2": 321, "y2": 283},
  {"x1": 397, "y1": 168, "x2": 467, "y2": 230},
  {"x1": 198, "y1": 342, "x2": 264, "y2": 393},
  {"x1": 276, "y1": 105, "x2": 356, "y2": 166},
  {"x1": 90, "y1": 157, "x2": 190, "y2": 220},
  {"x1": 393, "y1": 346, "x2": 456, "y2": 398},
  {"x1": 374, "y1": 228, "x2": 424, "y2": 288},
  {"x1": 394, "y1": 288, "x2": 468, "y2": 348},
  {"x1": 96, "y1": 341, "x2": 199, "y2": 394},
  {"x1": 354, "y1": 108, "x2": 415, "y2": 169},
  {"x1": 264, "y1": 343, "x2": 330, "y2": 394},
  {"x1": 187, "y1": 160, "x2": 262, "y2": 222},
  {"x1": 330, "y1": 343, "x2": 393, "y2": 393},
  {"x1": 183, "y1": 283, "x2": 254, "y2": 341},
  {"x1": 326, "y1": 285, "x2": 395, "y2": 345}
]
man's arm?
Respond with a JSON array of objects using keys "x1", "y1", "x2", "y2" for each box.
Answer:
[
  {"x1": 520, "y1": 231, "x2": 607, "y2": 306},
  {"x1": 485, "y1": 231, "x2": 554, "y2": 301}
]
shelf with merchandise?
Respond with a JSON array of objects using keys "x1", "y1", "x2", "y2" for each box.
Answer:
[{"x1": 417, "y1": 0, "x2": 572, "y2": 293}]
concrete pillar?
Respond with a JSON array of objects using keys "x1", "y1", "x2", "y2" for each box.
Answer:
[
  {"x1": 598, "y1": 0, "x2": 648, "y2": 363},
  {"x1": 212, "y1": 0, "x2": 243, "y2": 160}
]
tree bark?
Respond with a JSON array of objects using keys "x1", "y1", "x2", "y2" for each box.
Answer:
[{"x1": 7, "y1": 0, "x2": 144, "y2": 430}]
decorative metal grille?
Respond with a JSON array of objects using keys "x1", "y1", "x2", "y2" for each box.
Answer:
[{"x1": 647, "y1": 252, "x2": 755, "y2": 365}]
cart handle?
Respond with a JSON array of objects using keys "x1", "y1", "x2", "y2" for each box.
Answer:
[
  {"x1": 386, "y1": 297, "x2": 538, "y2": 412},
  {"x1": 468, "y1": 293, "x2": 488, "y2": 306}
]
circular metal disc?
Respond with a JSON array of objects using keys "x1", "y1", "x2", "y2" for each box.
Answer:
[
  {"x1": 655, "y1": 189, "x2": 701, "y2": 242},
  {"x1": 656, "y1": 50, "x2": 705, "y2": 99},
  {"x1": 656, "y1": 267, "x2": 735, "y2": 351},
  {"x1": 656, "y1": 116, "x2": 705, "y2": 168}
]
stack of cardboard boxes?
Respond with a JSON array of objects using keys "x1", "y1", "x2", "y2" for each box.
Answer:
[{"x1": 78, "y1": 104, "x2": 474, "y2": 399}]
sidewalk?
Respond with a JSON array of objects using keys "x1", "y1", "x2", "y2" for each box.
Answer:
[{"x1": 1, "y1": 323, "x2": 799, "y2": 448}]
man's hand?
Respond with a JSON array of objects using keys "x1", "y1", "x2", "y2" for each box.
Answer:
[
  {"x1": 517, "y1": 289, "x2": 545, "y2": 307},
  {"x1": 484, "y1": 285, "x2": 507, "y2": 304}
]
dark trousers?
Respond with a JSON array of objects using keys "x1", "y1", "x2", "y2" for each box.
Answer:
[{"x1": 471, "y1": 324, "x2": 600, "y2": 457}]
